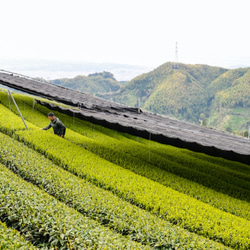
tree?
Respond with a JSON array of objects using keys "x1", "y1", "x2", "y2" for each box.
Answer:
[
  {"x1": 202, "y1": 118, "x2": 207, "y2": 126},
  {"x1": 244, "y1": 131, "x2": 248, "y2": 138},
  {"x1": 226, "y1": 127, "x2": 232, "y2": 133}
]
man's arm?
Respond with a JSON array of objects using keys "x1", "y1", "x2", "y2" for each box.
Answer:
[{"x1": 41, "y1": 123, "x2": 52, "y2": 130}]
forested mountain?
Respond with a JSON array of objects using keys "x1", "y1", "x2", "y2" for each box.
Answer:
[
  {"x1": 50, "y1": 63, "x2": 250, "y2": 134},
  {"x1": 51, "y1": 71, "x2": 123, "y2": 96},
  {"x1": 210, "y1": 68, "x2": 250, "y2": 107},
  {"x1": 98, "y1": 63, "x2": 227, "y2": 120},
  {"x1": 97, "y1": 63, "x2": 250, "y2": 133}
]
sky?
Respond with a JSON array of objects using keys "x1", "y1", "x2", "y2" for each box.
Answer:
[{"x1": 1, "y1": 0, "x2": 250, "y2": 69}]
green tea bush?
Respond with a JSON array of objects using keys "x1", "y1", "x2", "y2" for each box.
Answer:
[
  {"x1": 0, "y1": 220, "x2": 36, "y2": 249},
  {"x1": 0, "y1": 132, "x2": 229, "y2": 249},
  {"x1": 0, "y1": 164, "x2": 145, "y2": 249}
]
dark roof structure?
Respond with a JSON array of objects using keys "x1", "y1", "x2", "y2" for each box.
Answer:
[{"x1": 0, "y1": 70, "x2": 249, "y2": 165}]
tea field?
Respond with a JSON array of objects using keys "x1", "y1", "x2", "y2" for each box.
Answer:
[{"x1": 0, "y1": 89, "x2": 249, "y2": 249}]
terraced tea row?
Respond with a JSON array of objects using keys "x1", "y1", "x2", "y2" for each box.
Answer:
[
  {"x1": 0, "y1": 132, "x2": 228, "y2": 249},
  {"x1": 5, "y1": 92, "x2": 250, "y2": 185},
  {"x1": 0, "y1": 163, "x2": 146, "y2": 249},
  {"x1": 136, "y1": 135, "x2": 250, "y2": 177},
  {"x1": 0, "y1": 104, "x2": 249, "y2": 249},
  {"x1": 1, "y1": 94, "x2": 250, "y2": 220},
  {"x1": 0, "y1": 220, "x2": 36, "y2": 249}
]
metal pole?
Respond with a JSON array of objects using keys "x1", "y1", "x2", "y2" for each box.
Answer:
[
  {"x1": 8, "y1": 90, "x2": 28, "y2": 130},
  {"x1": 138, "y1": 96, "x2": 140, "y2": 113},
  {"x1": 248, "y1": 126, "x2": 250, "y2": 139}
]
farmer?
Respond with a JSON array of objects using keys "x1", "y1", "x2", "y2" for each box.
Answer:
[{"x1": 40, "y1": 112, "x2": 66, "y2": 138}]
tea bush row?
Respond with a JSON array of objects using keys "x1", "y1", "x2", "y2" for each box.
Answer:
[
  {"x1": 1, "y1": 96, "x2": 250, "y2": 220},
  {"x1": 0, "y1": 220, "x2": 36, "y2": 249},
  {"x1": 0, "y1": 132, "x2": 229, "y2": 249},
  {"x1": 0, "y1": 163, "x2": 145, "y2": 249},
  {"x1": 0, "y1": 97, "x2": 249, "y2": 248}
]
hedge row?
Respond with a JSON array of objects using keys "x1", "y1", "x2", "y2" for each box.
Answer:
[
  {"x1": 0, "y1": 163, "x2": 146, "y2": 249},
  {"x1": 17, "y1": 130, "x2": 250, "y2": 248},
  {"x1": 0, "y1": 117, "x2": 246, "y2": 248},
  {"x1": 0, "y1": 220, "x2": 36, "y2": 249},
  {"x1": 1, "y1": 94, "x2": 249, "y2": 248},
  {"x1": 1, "y1": 95, "x2": 250, "y2": 220},
  {"x1": 0, "y1": 132, "x2": 229, "y2": 249}
]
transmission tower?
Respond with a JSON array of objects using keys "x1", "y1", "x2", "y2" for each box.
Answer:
[{"x1": 173, "y1": 42, "x2": 179, "y2": 70}]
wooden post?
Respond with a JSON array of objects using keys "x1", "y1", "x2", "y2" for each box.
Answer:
[{"x1": 8, "y1": 90, "x2": 28, "y2": 130}]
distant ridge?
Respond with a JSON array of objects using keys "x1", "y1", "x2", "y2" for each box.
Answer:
[{"x1": 98, "y1": 62, "x2": 250, "y2": 132}]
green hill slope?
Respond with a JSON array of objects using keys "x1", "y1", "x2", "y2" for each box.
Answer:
[
  {"x1": 208, "y1": 68, "x2": 250, "y2": 132},
  {"x1": 98, "y1": 62, "x2": 250, "y2": 133},
  {"x1": 143, "y1": 70, "x2": 208, "y2": 121},
  {"x1": 207, "y1": 68, "x2": 248, "y2": 98},
  {"x1": 52, "y1": 71, "x2": 122, "y2": 95},
  {"x1": 99, "y1": 63, "x2": 227, "y2": 121},
  {"x1": 211, "y1": 68, "x2": 250, "y2": 108}
]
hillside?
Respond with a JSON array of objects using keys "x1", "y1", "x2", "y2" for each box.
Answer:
[
  {"x1": 98, "y1": 62, "x2": 250, "y2": 133},
  {"x1": 208, "y1": 68, "x2": 250, "y2": 132},
  {"x1": 51, "y1": 71, "x2": 123, "y2": 96},
  {"x1": 98, "y1": 63, "x2": 227, "y2": 117},
  {"x1": 0, "y1": 89, "x2": 249, "y2": 249}
]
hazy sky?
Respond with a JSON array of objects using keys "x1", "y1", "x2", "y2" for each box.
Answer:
[{"x1": 1, "y1": 0, "x2": 250, "y2": 68}]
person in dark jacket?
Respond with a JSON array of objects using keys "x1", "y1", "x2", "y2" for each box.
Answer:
[{"x1": 40, "y1": 112, "x2": 66, "y2": 138}]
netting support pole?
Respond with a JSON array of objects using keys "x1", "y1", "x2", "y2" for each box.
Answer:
[{"x1": 8, "y1": 90, "x2": 28, "y2": 130}]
